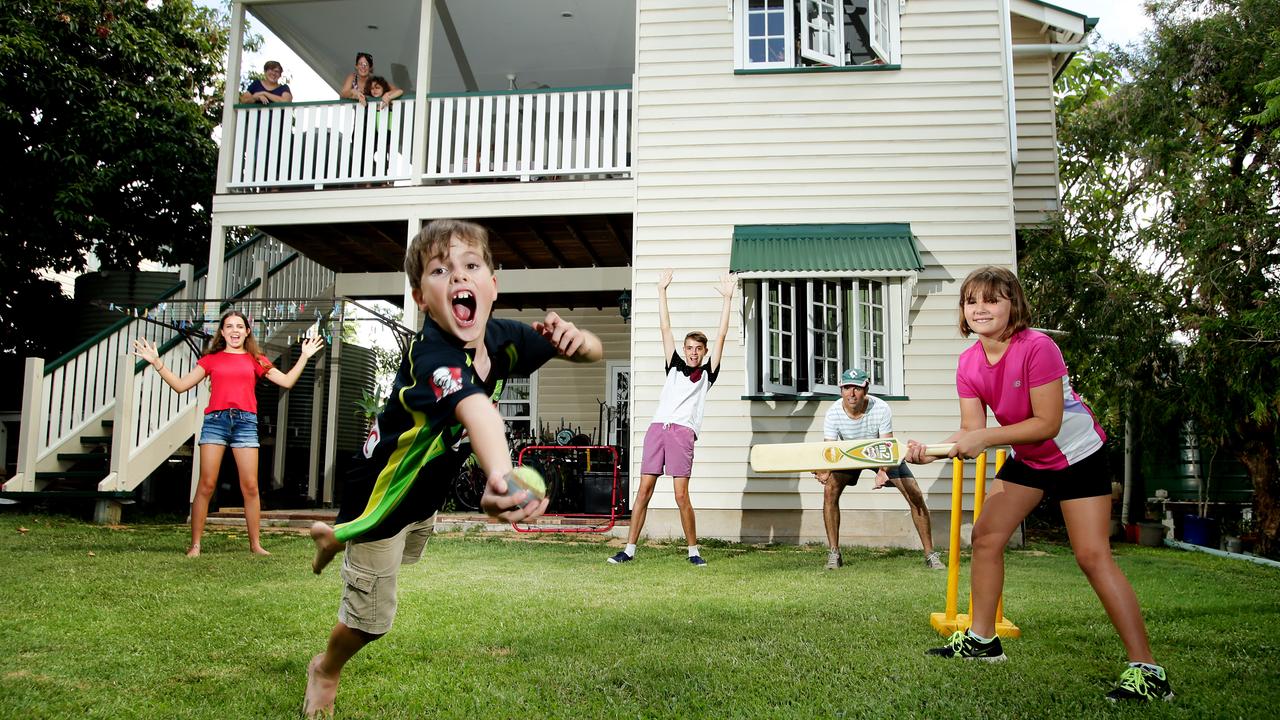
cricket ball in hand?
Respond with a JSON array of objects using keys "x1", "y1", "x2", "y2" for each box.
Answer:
[{"x1": 506, "y1": 466, "x2": 547, "y2": 508}]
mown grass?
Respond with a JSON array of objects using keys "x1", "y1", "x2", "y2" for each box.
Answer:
[{"x1": 0, "y1": 514, "x2": 1276, "y2": 719}]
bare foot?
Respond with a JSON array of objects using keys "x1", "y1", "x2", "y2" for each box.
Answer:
[
  {"x1": 251, "y1": 546, "x2": 272, "y2": 556},
  {"x1": 186, "y1": 544, "x2": 201, "y2": 558},
  {"x1": 310, "y1": 522, "x2": 342, "y2": 575},
  {"x1": 303, "y1": 653, "x2": 337, "y2": 719}
]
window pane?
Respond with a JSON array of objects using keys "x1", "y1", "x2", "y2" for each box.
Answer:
[
  {"x1": 749, "y1": 0, "x2": 767, "y2": 9},
  {"x1": 767, "y1": 10, "x2": 783, "y2": 34},
  {"x1": 767, "y1": 38, "x2": 786, "y2": 62},
  {"x1": 749, "y1": 13, "x2": 764, "y2": 36},
  {"x1": 749, "y1": 39, "x2": 766, "y2": 63}
]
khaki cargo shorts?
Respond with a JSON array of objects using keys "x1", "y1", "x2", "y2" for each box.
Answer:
[{"x1": 337, "y1": 516, "x2": 434, "y2": 635}]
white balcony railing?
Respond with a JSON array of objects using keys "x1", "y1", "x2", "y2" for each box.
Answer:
[
  {"x1": 424, "y1": 86, "x2": 632, "y2": 182},
  {"x1": 226, "y1": 86, "x2": 632, "y2": 190},
  {"x1": 228, "y1": 99, "x2": 417, "y2": 189}
]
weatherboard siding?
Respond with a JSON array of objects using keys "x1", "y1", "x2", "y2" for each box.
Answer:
[{"x1": 628, "y1": 0, "x2": 1017, "y2": 538}]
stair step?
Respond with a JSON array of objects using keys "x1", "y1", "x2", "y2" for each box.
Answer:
[
  {"x1": 35, "y1": 470, "x2": 104, "y2": 480},
  {"x1": 0, "y1": 490, "x2": 135, "y2": 501},
  {"x1": 80, "y1": 435, "x2": 112, "y2": 444},
  {"x1": 58, "y1": 452, "x2": 110, "y2": 462}
]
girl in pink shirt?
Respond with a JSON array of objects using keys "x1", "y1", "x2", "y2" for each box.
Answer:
[
  {"x1": 134, "y1": 310, "x2": 324, "y2": 557},
  {"x1": 906, "y1": 266, "x2": 1171, "y2": 702}
]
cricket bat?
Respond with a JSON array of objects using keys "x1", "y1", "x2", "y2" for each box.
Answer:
[{"x1": 749, "y1": 438, "x2": 955, "y2": 473}]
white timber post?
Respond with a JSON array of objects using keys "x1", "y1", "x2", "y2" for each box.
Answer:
[
  {"x1": 307, "y1": 352, "x2": 325, "y2": 503},
  {"x1": 6, "y1": 357, "x2": 45, "y2": 492},
  {"x1": 403, "y1": 215, "x2": 422, "y2": 330},
  {"x1": 251, "y1": 260, "x2": 269, "y2": 301},
  {"x1": 272, "y1": 386, "x2": 289, "y2": 491},
  {"x1": 104, "y1": 354, "x2": 137, "y2": 493},
  {"x1": 206, "y1": 222, "x2": 229, "y2": 325},
  {"x1": 216, "y1": 2, "x2": 247, "y2": 195},
  {"x1": 411, "y1": 0, "x2": 435, "y2": 185},
  {"x1": 96, "y1": 353, "x2": 137, "y2": 524},
  {"x1": 322, "y1": 304, "x2": 344, "y2": 505}
]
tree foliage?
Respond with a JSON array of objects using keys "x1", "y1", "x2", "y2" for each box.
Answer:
[
  {"x1": 1022, "y1": 0, "x2": 1280, "y2": 555},
  {"x1": 0, "y1": 0, "x2": 232, "y2": 356}
]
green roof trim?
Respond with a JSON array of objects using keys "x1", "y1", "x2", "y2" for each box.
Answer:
[{"x1": 730, "y1": 224, "x2": 924, "y2": 273}]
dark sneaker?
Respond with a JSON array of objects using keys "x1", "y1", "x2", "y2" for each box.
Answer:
[
  {"x1": 925, "y1": 551, "x2": 945, "y2": 570},
  {"x1": 607, "y1": 551, "x2": 633, "y2": 564},
  {"x1": 825, "y1": 550, "x2": 843, "y2": 570},
  {"x1": 1106, "y1": 665, "x2": 1173, "y2": 702},
  {"x1": 926, "y1": 630, "x2": 1006, "y2": 662},
  {"x1": 688, "y1": 555, "x2": 708, "y2": 567}
]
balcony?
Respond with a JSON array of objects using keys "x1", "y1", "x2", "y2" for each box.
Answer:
[
  {"x1": 224, "y1": 0, "x2": 637, "y2": 192},
  {"x1": 227, "y1": 86, "x2": 632, "y2": 190}
]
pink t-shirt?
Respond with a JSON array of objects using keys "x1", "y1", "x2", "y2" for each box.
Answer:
[
  {"x1": 956, "y1": 329, "x2": 1105, "y2": 470},
  {"x1": 197, "y1": 351, "x2": 272, "y2": 414}
]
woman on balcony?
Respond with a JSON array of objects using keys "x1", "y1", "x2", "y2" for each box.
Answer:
[
  {"x1": 341, "y1": 52, "x2": 397, "y2": 106},
  {"x1": 133, "y1": 311, "x2": 324, "y2": 557},
  {"x1": 239, "y1": 60, "x2": 293, "y2": 104}
]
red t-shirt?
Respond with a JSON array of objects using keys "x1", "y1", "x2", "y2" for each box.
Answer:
[{"x1": 197, "y1": 351, "x2": 273, "y2": 414}]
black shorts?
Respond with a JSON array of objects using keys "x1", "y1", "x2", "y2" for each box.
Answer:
[
  {"x1": 831, "y1": 461, "x2": 914, "y2": 488},
  {"x1": 995, "y1": 448, "x2": 1110, "y2": 502}
]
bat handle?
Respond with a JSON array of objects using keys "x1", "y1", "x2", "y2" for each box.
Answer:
[{"x1": 922, "y1": 443, "x2": 956, "y2": 457}]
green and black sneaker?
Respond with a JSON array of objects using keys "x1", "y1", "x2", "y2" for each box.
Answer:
[
  {"x1": 925, "y1": 630, "x2": 1007, "y2": 662},
  {"x1": 1106, "y1": 664, "x2": 1174, "y2": 702}
]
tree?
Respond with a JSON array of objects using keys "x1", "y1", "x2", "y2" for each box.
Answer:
[
  {"x1": 0, "y1": 0, "x2": 233, "y2": 356},
  {"x1": 1022, "y1": 0, "x2": 1280, "y2": 556}
]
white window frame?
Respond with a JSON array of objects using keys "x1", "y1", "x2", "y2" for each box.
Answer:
[
  {"x1": 807, "y1": 279, "x2": 845, "y2": 394},
  {"x1": 800, "y1": 0, "x2": 844, "y2": 66},
  {"x1": 498, "y1": 371, "x2": 538, "y2": 440},
  {"x1": 735, "y1": 0, "x2": 794, "y2": 69},
  {"x1": 744, "y1": 274, "x2": 908, "y2": 396},
  {"x1": 760, "y1": 279, "x2": 797, "y2": 394},
  {"x1": 734, "y1": 0, "x2": 902, "y2": 70}
]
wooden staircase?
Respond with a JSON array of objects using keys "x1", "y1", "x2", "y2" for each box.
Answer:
[{"x1": 3, "y1": 234, "x2": 336, "y2": 521}]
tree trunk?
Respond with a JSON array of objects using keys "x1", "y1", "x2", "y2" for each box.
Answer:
[{"x1": 1234, "y1": 424, "x2": 1280, "y2": 559}]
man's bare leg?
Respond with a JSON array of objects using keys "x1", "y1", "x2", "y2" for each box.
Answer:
[
  {"x1": 304, "y1": 623, "x2": 379, "y2": 719},
  {"x1": 894, "y1": 477, "x2": 936, "y2": 555}
]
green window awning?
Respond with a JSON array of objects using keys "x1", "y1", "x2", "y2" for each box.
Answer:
[{"x1": 729, "y1": 223, "x2": 924, "y2": 273}]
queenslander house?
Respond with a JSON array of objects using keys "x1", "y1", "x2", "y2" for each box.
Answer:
[{"x1": 7, "y1": 0, "x2": 1094, "y2": 547}]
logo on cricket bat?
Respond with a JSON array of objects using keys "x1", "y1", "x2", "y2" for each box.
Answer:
[{"x1": 822, "y1": 439, "x2": 898, "y2": 465}]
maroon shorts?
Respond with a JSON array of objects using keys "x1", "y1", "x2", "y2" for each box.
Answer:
[{"x1": 641, "y1": 422, "x2": 697, "y2": 477}]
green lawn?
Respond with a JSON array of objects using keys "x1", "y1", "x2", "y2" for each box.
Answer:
[{"x1": 0, "y1": 515, "x2": 1276, "y2": 719}]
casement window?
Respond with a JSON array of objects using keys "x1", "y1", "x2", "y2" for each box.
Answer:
[
  {"x1": 730, "y1": 224, "x2": 923, "y2": 397},
  {"x1": 735, "y1": 0, "x2": 903, "y2": 70},
  {"x1": 750, "y1": 277, "x2": 901, "y2": 395}
]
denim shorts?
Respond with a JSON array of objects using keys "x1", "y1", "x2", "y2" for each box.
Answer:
[{"x1": 199, "y1": 409, "x2": 259, "y2": 448}]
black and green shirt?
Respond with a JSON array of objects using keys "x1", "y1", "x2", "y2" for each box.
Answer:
[{"x1": 333, "y1": 315, "x2": 556, "y2": 542}]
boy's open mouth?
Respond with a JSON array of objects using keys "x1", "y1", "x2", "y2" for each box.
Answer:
[{"x1": 452, "y1": 290, "x2": 476, "y2": 324}]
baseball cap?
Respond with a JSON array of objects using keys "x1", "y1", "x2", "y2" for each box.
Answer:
[{"x1": 838, "y1": 368, "x2": 871, "y2": 387}]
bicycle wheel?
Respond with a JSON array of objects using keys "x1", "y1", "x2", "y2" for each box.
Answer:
[{"x1": 452, "y1": 463, "x2": 485, "y2": 512}]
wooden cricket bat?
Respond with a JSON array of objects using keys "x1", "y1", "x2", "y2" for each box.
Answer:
[{"x1": 749, "y1": 438, "x2": 956, "y2": 473}]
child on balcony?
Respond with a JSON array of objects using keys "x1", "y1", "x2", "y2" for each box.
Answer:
[
  {"x1": 133, "y1": 311, "x2": 324, "y2": 557},
  {"x1": 302, "y1": 219, "x2": 603, "y2": 719},
  {"x1": 366, "y1": 75, "x2": 402, "y2": 112}
]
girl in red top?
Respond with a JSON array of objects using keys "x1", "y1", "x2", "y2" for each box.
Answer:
[{"x1": 134, "y1": 310, "x2": 324, "y2": 557}]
